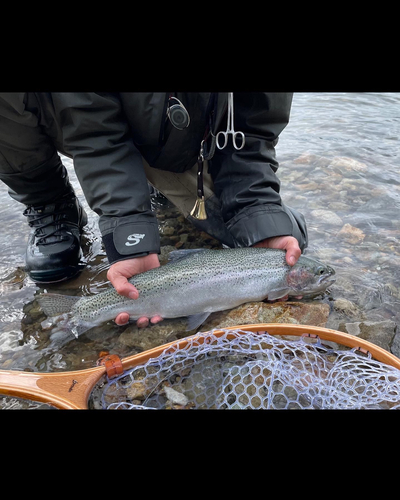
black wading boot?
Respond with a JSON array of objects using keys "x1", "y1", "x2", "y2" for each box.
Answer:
[{"x1": 24, "y1": 194, "x2": 88, "y2": 283}]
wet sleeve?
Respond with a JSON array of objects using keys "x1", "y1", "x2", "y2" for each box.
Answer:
[
  {"x1": 209, "y1": 92, "x2": 307, "y2": 249},
  {"x1": 51, "y1": 92, "x2": 160, "y2": 263}
]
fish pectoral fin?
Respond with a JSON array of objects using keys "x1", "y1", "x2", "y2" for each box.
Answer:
[
  {"x1": 186, "y1": 312, "x2": 211, "y2": 331},
  {"x1": 267, "y1": 288, "x2": 291, "y2": 301}
]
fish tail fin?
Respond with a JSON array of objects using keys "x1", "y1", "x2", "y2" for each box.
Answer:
[
  {"x1": 38, "y1": 293, "x2": 95, "y2": 339},
  {"x1": 37, "y1": 293, "x2": 80, "y2": 317}
]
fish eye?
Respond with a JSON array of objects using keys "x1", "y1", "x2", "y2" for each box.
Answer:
[{"x1": 316, "y1": 266, "x2": 326, "y2": 275}]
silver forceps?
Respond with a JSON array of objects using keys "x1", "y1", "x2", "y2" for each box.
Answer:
[{"x1": 216, "y1": 92, "x2": 245, "y2": 150}]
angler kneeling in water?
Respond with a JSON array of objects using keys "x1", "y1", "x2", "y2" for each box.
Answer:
[{"x1": 0, "y1": 93, "x2": 308, "y2": 329}]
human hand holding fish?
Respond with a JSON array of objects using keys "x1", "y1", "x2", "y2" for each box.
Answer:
[
  {"x1": 253, "y1": 236, "x2": 304, "y2": 301},
  {"x1": 252, "y1": 235, "x2": 301, "y2": 266},
  {"x1": 107, "y1": 253, "x2": 162, "y2": 328},
  {"x1": 109, "y1": 235, "x2": 303, "y2": 328}
]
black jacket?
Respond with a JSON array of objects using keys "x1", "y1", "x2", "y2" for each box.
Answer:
[{"x1": 0, "y1": 92, "x2": 308, "y2": 263}]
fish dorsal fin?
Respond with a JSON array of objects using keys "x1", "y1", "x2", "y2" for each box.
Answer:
[{"x1": 168, "y1": 248, "x2": 209, "y2": 263}]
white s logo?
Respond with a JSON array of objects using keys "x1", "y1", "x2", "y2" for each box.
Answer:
[{"x1": 125, "y1": 233, "x2": 146, "y2": 246}]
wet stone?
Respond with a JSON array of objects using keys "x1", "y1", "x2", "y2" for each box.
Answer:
[
  {"x1": 202, "y1": 301, "x2": 331, "y2": 330},
  {"x1": 338, "y1": 320, "x2": 397, "y2": 353},
  {"x1": 333, "y1": 298, "x2": 362, "y2": 319},
  {"x1": 310, "y1": 210, "x2": 343, "y2": 226},
  {"x1": 337, "y1": 224, "x2": 366, "y2": 245}
]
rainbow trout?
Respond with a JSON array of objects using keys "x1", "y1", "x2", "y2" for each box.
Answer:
[{"x1": 38, "y1": 248, "x2": 335, "y2": 337}]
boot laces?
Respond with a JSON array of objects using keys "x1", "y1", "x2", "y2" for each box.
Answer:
[{"x1": 23, "y1": 205, "x2": 75, "y2": 246}]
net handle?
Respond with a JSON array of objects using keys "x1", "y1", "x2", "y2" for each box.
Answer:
[
  {"x1": 1, "y1": 323, "x2": 400, "y2": 409},
  {"x1": 0, "y1": 365, "x2": 105, "y2": 410}
]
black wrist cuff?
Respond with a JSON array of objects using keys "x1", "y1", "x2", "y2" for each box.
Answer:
[{"x1": 102, "y1": 221, "x2": 160, "y2": 264}]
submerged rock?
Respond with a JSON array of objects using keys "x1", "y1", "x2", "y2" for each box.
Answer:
[
  {"x1": 202, "y1": 301, "x2": 330, "y2": 330},
  {"x1": 310, "y1": 209, "x2": 343, "y2": 226},
  {"x1": 328, "y1": 156, "x2": 368, "y2": 173},
  {"x1": 338, "y1": 320, "x2": 397, "y2": 353},
  {"x1": 337, "y1": 223, "x2": 365, "y2": 245},
  {"x1": 332, "y1": 298, "x2": 361, "y2": 318}
]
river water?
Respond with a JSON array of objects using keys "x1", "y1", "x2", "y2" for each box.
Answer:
[{"x1": 0, "y1": 92, "x2": 399, "y2": 395}]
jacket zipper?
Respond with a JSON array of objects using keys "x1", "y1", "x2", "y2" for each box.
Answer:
[{"x1": 158, "y1": 92, "x2": 171, "y2": 146}]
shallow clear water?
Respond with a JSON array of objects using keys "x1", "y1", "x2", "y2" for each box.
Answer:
[
  {"x1": 0, "y1": 92, "x2": 399, "y2": 386},
  {"x1": 277, "y1": 93, "x2": 400, "y2": 327}
]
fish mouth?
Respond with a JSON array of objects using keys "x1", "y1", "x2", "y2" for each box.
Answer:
[
  {"x1": 311, "y1": 274, "x2": 335, "y2": 294},
  {"x1": 320, "y1": 276, "x2": 336, "y2": 286},
  {"x1": 318, "y1": 267, "x2": 336, "y2": 287},
  {"x1": 301, "y1": 276, "x2": 336, "y2": 298}
]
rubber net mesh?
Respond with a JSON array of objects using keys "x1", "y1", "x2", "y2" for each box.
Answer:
[{"x1": 101, "y1": 329, "x2": 400, "y2": 409}]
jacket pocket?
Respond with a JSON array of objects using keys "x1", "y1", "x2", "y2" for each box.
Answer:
[{"x1": 142, "y1": 93, "x2": 213, "y2": 173}]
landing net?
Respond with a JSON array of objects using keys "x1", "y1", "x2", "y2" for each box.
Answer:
[{"x1": 101, "y1": 329, "x2": 400, "y2": 409}]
